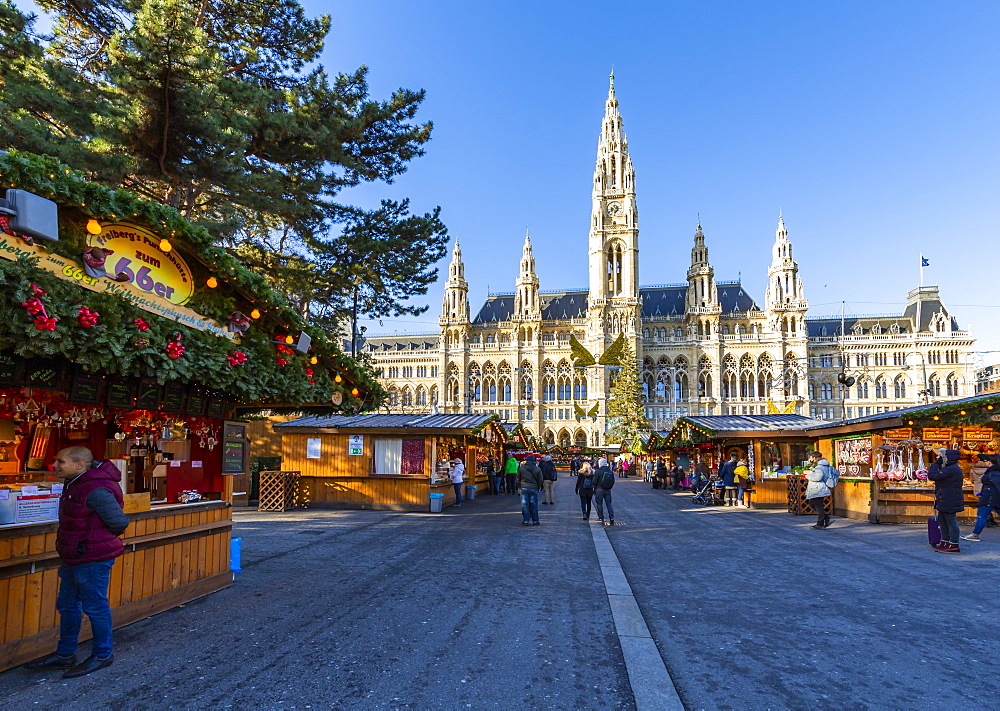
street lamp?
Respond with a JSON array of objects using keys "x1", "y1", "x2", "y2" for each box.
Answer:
[{"x1": 900, "y1": 351, "x2": 930, "y2": 404}]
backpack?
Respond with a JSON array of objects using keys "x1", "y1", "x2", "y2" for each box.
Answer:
[
  {"x1": 581, "y1": 474, "x2": 595, "y2": 490},
  {"x1": 599, "y1": 468, "x2": 615, "y2": 490},
  {"x1": 824, "y1": 463, "x2": 839, "y2": 489}
]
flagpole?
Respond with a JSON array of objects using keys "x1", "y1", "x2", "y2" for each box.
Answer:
[{"x1": 919, "y1": 253, "x2": 923, "y2": 287}]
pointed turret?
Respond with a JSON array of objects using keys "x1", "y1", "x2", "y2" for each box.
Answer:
[
  {"x1": 765, "y1": 215, "x2": 806, "y2": 311},
  {"x1": 440, "y1": 240, "x2": 469, "y2": 324},
  {"x1": 513, "y1": 229, "x2": 541, "y2": 319},
  {"x1": 686, "y1": 222, "x2": 719, "y2": 312}
]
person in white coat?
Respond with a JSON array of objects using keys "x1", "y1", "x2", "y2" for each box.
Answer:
[
  {"x1": 804, "y1": 451, "x2": 835, "y2": 529},
  {"x1": 450, "y1": 458, "x2": 466, "y2": 507}
]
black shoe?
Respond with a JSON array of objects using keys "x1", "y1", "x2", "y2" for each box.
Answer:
[
  {"x1": 809, "y1": 524, "x2": 825, "y2": 530},
  {"x1": 608, "y1": 519, "x2": 615, "y2": 525},
  {"x1": 522, "y1": 522, "x2": 531, "y2": 526},
  {"x1": 63, "y1": 654, "x2": 114, "y2": 678},
  {"x1": 532, "y1": 522, "x2": 540, "y2": 525},
  {"x1": 824, "y1": 519, "x2": 833, "y2": 528},
  {"x1": 24, "y1": 653, "x2": 77, "y2": 671}
]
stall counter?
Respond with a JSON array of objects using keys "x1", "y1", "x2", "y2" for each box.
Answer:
[{"x1": 0, "y1": 500, "x2": 232, "y2": 672}]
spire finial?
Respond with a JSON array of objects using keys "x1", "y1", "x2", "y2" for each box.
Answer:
[
  {"x1": 524, "y1": 226, "x2": 530, "y2": 245},
  {"x1": 697, "y1": 211, "x2": 701, "y2": 230}
]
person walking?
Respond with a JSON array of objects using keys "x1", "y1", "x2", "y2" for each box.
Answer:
[
  {"x1": 24, "y1": 447, "x2": 128, "y2": 678},
  {"x1": 576, "y1": 462, "x2": 597, "y2": 520},
  {"x1": 720, "y1": 452, "x2": 739, "y2": 506},
  {"x1": 539, "y1": 454, "x2": 557, "y2": 505},
  {"x1": 518, "y1": 455, "x2": 544, "y2": 525},
  {"x1": 655, "y1": 457, "x2": 667, "y2": 490},
  {"x1": 928, "y1": 448, "x2": 966, "y2": 553},
  {"x1": 450, "y1": 457, "x2": 466, "y2": 506},
  {"x1": 594, "y1": 458, "x2": 616, "y2": 525},
  {"x1": 504, "y1": 454, "x2": 519, "y2": 495},
  {"x1": 621, "y1": 458, "x2": 631, "y2": 478},
  {"x1": 571, "y1": 456, "x2": 581, "y2": 477},
  {"x1": 672, "y1": 463, "x2": 685, "y2": 491},
  {"x1": 804, "y1": 450, "x2": 837, "y2": 529},
  {"x1": 644, "y1": 458, "x2": 654, "y2": 483},
  {"x1": 484, "y1": 456, "x2": 499, "y2": 495},
  {"x1": 962, "y1": 455, "x2": 1000, "y2": 542}
]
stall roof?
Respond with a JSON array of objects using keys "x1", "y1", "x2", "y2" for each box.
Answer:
[
  {"x1": 276, "y1": 412, "x2": 500, "y2": 433},
  {"x1": 682, "y1": 414, "x2": 828, "y2": 433},
  {"x1": 803, "y1": 392, "x2": 1000, "y2": 433}
]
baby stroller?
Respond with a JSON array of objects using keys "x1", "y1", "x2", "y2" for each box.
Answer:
[{"x1": 692, "y1": 478, "x2": 724, "y2": 506}]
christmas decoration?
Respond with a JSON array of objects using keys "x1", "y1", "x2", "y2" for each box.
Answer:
[
  {"x1": 81, "y1": 246, "x2": 129, "y2": 281},
  {"x1": 77, "y1": 306, "x2": 100, "y2": 328},
  {"x1": 21, "y1": 284, "x2": 58, "y2": 331},
  {"x1": 305, "y1": 367, "x2": 315, "y2": 385},
  {"x1": 133, "y1": 317, "x2": 150, "y2": 331},
  {"x1": 132, "y1": 335, "x2": 150, "y2": 350},
  {"x1": 228, "y1": 311, "x2": 251, "y2": 335},
  {"x1": 275, "y1": 342, "x2": 294, "y2": 367},
  {"x1": 165, "y1": 333, "x2": 185, "y2": 360},
  {"x1": 227, "y1": 351, "x2": 248, "y2": 367}
]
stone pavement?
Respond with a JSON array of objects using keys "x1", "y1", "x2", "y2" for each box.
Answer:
[{"x1": 1, "y1": 476, "x2": 998, "y2": 710}]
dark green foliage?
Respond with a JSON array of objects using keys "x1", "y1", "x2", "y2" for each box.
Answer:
[
  {"x1": 605, "y1": 340, "x2": 649, "y2": 443},
  {"x1": 0, "y1": 0, "x2": 449, "y2": 326}
]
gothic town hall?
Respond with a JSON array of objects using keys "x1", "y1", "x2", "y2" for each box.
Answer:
[{"x1": 363, "y1": 75, "x2": 975, "y2": 447}]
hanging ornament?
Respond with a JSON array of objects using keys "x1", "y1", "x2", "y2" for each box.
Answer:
[
  {"x1": 81, "y1": 246, "x2": 129, "y2": 281},
  {"x1": 305, "y1": 367, "x2": 316, "y2": 385},
  {"x1": 275, "y1": 341, "x2": 294, "y2": 367},
  {"x1": 77, "y1": 306, "x2": 100, "y2": 328},
  {"x1": 22, "y1": 284, "x2": 58, "y2": 331},
  {"x1": 227, "y1": 350, "x2": 248, "y2": 367},
  {"x1": 165, "y1": 332, "x2": 185, "y2": 360},
  {"x1": 133, "y1": 317, "x2": 150, "y2": 331},
  {"x1": 228, "y1": 311, "x2": 251, "y2": 335},
  {"x1": 132, "y1": 335, "x2": 150, "y2": 350}
]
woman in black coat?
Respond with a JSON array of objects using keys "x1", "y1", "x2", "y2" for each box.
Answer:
[{"x1": 927, "y1": 449, "x2": 965, "y2": 553}]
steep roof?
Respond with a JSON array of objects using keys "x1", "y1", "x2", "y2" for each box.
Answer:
[
  {"x1": 356, "y1": 334, "x2": 440, "y2": 352},
  {"x1": 472, "y1": 282, "x2": 760, "y2": 323}
]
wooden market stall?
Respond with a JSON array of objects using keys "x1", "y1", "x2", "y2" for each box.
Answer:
[
  {"x1": 804, "y1": 393, "x2": 1000, "y2": 523},
  {"x1": 276, "y1": 413, "x2": 508, "y2": 511},
  {"x1": 0, "y1": 151, "x2": 382, "y2": 671},
  {"x1": 663, "y1": 415, "x2": 827, "y2": 508}
]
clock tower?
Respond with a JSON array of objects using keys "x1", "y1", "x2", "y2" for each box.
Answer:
[{"x1": 587, "y1": 72, "x2": 640, "y2": 337}]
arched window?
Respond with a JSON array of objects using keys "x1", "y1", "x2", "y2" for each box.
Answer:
[
  {"x1": 416, "y1": 387, "x2": 427, "y2": 407},
  {"x1": 928, "y1": 375, "x2": 941, "y2": 397},
  {"x1": 946, "y1": 374, "x2": 959, "y2": 397},
  {"x1": 401, "y1": 388, "x2": 413, "y2": 407},
  {"x1": 575, "y1": 377, "x2": 588, "y2": 400},
  {"x1": 874, "y1": 379, "x2": 887, "y2": 399},
  {"x1": 893, "y1": 378, "x2": 906, "y2": 399},
  {"x1": 855, "y1": 380, "x2": 869, "y2": 400}
]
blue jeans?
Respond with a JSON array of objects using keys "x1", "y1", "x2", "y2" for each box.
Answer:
[
  {"x1": 972, "y1": 505, "x2": 1000, "y2": 535},
  {"x1": 594, "y1": 488, "x2": 614, "y2": 520},
  {"x1": 56, "y1": 559, "x2": 115, "y2": 658},
  {"x1": 453, "y1": 483, "x2": 462, "y2": 504},
  {"x1": 521, "y1": 488, "x2": 539, "y2": 523}
]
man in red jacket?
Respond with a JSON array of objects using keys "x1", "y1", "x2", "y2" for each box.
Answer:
[{"x1": 24, "y1": 447, "x2": 128, "y2": 678}]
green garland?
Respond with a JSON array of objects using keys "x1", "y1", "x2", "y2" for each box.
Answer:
[{"x1": 0, "y1": 148, "x2": 384, "y2": 408}]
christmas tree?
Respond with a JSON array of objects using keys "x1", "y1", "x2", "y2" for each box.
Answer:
[{"x1": 605, "y1": 340, "x2": 649, "y2": 443}]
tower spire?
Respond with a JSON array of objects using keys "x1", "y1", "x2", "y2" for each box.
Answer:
[
  {"x1": 439, "y1": 239, "x2": 469, "y2": 324},
  {"x1": 765, "y1": 215, "x2": 807, "y2": 313},
  {"x1": 686, "y1": 222, "x2": 719, "y2": 313},
  {"x1": 514, "y1": 228, "x2": 540, "y2": 319}
]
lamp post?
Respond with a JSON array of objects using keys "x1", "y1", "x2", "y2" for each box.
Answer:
[{"x1": 901, "y1": 351, "x2": 930, "y2": 404}]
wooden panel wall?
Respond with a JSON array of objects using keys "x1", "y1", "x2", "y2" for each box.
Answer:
[
  {"x1": 0, "y1": 502, "x2": 232, "y2": 672},
  {"x1": 304, "y1": 476, "x2": 433, "y2": 509},
  {"x1": 283, "y1": 433, "x2": 371, "y2": 478}
]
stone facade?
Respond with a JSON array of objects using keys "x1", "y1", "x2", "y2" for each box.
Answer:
[{"x1": 362, "y1": 75, "x2": 976, "y2": 446}]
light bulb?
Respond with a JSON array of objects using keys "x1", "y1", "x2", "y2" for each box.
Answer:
[
  {"x1": 86, "y1": 219, "x2": 102, "y2": 235},
  {"x1": 250, "y1": 309, "x2": 261, "y2": 319},
  {"x1": 159, "y1": 238, "x2": 172, "y2": 252},
  {"x1": 351, "y1": 388, "x2": 360, "y2": 397},
  {"x1": 206, "y1": 277, "x2": 218, "y2": 288},
  {"x1": 334, "y1": 374, "x2": 342, "y2": 383},
  {"x1": 285, "y1": 335, "x2": 294, "y2": 345},
  {"x1": 310, "y1": 357, "x2": 318, "y2": 365}
]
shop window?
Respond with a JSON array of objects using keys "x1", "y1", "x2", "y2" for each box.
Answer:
[{"x1": 374, "y1": 438, "x2": 403, "y2": 474}]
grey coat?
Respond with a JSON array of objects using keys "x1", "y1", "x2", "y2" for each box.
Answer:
[
  {"x1": 804, "y1": 459, "x2": 835, "y2": 500},
  {"x1": 518, "y1": 462, "x2": 544, "y2": 490}
]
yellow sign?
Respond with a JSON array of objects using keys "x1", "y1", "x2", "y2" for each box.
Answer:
[
  {"x1": 922, "y1": 428, "x2": 953, "y2": 441},
  {"x1": 89, "y1": 223, "x2": 194, "y2": 305},
  {"x1": 0, "y1": 231, "x2": 234, "y2": 340},
  {"x1": 883, "y1": 428, "x2": 913, "y2": 440}
]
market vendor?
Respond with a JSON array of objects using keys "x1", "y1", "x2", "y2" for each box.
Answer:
[{"x1": 24, "y1": 447, "x2": 128, "y2": 678}]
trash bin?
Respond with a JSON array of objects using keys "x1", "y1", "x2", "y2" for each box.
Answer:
[
  {"x1": 429, "y1": 492, "x2": 444, "y2": 513},
  {"x1": 466, "y1": 484, "x2": 477, "y2": 501}
]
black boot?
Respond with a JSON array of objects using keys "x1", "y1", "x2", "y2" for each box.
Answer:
[
  {"x1": 63, "y1": 654, "x2": 114, "y2": 678},
  {"x1": 24, "y1": 653, "x2": 77, "y2": 671}
]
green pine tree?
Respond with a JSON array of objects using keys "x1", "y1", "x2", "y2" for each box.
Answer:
[
  {"x1": 605, "y1": 340, "x2": 650, "y2": 443},
  {"x1": 0, "y1": 0, "x2": 449, "y2": 330}
]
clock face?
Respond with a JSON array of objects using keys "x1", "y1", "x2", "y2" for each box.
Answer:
[{"x1": 607, "y1": 202, "x2": 622, "y2": 217}]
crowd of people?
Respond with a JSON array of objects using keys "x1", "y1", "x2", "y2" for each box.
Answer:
[{"x1": 467, "y1": 448, "x2": 1000, "y2": 551}]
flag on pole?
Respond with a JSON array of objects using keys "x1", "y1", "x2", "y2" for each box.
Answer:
[{"x1": 921, "y1": 256, "x2": 930, "y2": 267}]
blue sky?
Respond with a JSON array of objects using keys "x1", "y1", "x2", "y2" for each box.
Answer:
[
  {"x1": 19, "y1": 1, "x2": 1000, "y2": 358},
  {"x1": 309, "y1": 0, "x2": 1000, "y2": 359}
]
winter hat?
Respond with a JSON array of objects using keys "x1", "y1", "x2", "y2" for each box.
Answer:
[
  {"x1": 526, "y1": 455, "x2": 536, "y2": 462},
  {"x1": 944, "y1": 449, "x2": 961, "y2": 463},
  {"x1": 542, "y1": 455, "x2": 551, "y2": 461}
]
